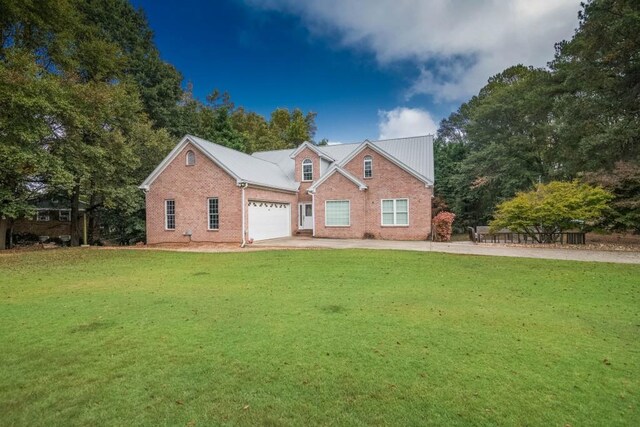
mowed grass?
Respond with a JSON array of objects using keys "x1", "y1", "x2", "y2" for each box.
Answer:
[{"x1": 0, "y1": 249, "x2": 638, "y2": 426}]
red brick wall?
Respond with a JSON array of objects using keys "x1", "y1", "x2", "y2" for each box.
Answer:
[
  {"x1": 146, "y1": 143, "x2": 242, "y2": 244},
  {"x1": 314, "y1": 147, "x2": 432, "y2": 240},
  {"x1": 146, "y1": 141, "x2": 430, "y2": 243},
  {"x1": 313, "y1": 173, "x2": 366, "y2": 239},
  {"x1": 146, "y1": 143, "x2": 300, "y2": 244},
  {"x1": 294, "y1": 147, "x2": 320, "y2": 203}
]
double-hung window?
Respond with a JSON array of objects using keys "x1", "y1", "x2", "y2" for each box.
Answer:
[
  {"x1": 381, "y1": 199, "x2": 409, "y2": 226},
  {"x1": 364, "y1": 156, "x2": 372, "y2": 178},
  {"x1": 208, "y1": 197, "x2": 219, "y2": 230},
  {"x1": 325, "y1": 200, "x2": 350, "y2": 226},
  {"x1": 36, "y1": 211, "x2": 50, "y2": 222},
  {"x1": 165, "y1": 200, "x2": 175, "y2": 230},
  {"x1": 59, "y1": 210, "x2": 71, "y2": 222},
  {"x1": 302, "y1": 159, "x2": 313, "y2": 181}
]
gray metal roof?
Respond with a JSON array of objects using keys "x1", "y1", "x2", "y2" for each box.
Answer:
[
  {"x1": 246, "y1": 148, "x2": 296, "y2": 182},
  {"x1": 188, "y1": 136, "x2": 298, "y2": 191},
  {"x1": 142, "y1": 135, "x2": 433, "y2": 193},
  {"x1": 252, "y1": 135, "x2": 434, "y2": 185}
]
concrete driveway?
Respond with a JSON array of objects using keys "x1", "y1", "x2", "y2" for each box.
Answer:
[{"x1": 252, "y1": 236, "x2": 640, "y2": 264}]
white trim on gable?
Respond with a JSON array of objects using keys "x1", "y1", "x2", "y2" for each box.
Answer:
[
  {"x1": 338, "y1": 141, "x2": 433, "y2": 187},
  {"x1": 139, "y1": 135, "x2": 242, "y2": 191},
  {"x1": 289, "y1": 141, "x2": 335, "y2": 161},
  {"x1": 140, "y1": 135, "x2": 299, "y2": 194},
  {"x1": 307, "y1": 165, "x2": 367, "y2": 193}
]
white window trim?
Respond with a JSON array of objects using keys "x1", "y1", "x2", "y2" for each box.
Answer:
[
  {"x1": 186, "y1": 150, "x2": 195, "y2": 166},
  {"x1": 364, "y1": 156, "x2": 373, "y2": 179},
  {"x1": 36, "y1": 210, "x2": 50, "y2": 222},
  {"x1": 165, "y1": 199, "x2": 175, "y2": 230},
  {"x1": 381, "y1": 198, "x2": 409, "y2": 226},
  {"x1": 59, "y1": 209, "x2": 71, "y2": 222},
  {"x1": 207, "y1": 197, "x2": 219, "y2": 231},
  {"x1": 325, "y1": 200, "x2": 350, "y2": 227},
  {"x1": 302, "y1": 158, "x2": 313, "y2": 182}
]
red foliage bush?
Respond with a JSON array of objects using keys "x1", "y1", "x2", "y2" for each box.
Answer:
[{"x1": 433, "y1": 211, "x2": 456, "y2": 242}]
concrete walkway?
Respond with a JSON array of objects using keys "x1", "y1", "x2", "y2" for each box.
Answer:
[{"x1": 252, "y1": 236, "x2": 640, "y2": 264}]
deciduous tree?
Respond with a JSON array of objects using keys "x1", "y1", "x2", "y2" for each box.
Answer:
[{"x1": 490, "y1": 181, "x2": 612, "y2": 242}]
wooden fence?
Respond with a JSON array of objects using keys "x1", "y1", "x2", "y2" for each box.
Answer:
[{"x1": 469, "y1": 227, "x2": 586, "y2": 245}]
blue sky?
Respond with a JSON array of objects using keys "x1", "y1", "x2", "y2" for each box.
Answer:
[{"x1": 131, "y1": 0, "x2": 581, "y2": 143}]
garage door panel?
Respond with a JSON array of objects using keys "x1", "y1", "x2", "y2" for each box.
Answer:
[{"x1": 248, "y1": 201, "x2": 290, "y2": 241}]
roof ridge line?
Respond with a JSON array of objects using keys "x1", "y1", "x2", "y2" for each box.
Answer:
[
  {"x1": 372, "y1": 135, "x2": 433, "y2": 142},
  {"x1": 190, "y1": 135, "x2": 286, "y2": 168}
]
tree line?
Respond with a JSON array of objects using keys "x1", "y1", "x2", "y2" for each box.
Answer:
[
  {"x1": 434, "y1": 0, "x2": 639, "y2": 233},
  {"x1": 0, "y1": 0, "x2": 319, "y2": 248}
]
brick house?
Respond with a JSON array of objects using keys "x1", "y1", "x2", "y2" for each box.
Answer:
[{"x1": 140, "y1": 134, "x2": 434, "y2": 244}]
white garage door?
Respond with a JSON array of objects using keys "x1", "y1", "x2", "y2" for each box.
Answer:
[{"x1": 248, "y1": 201, "x2": 291, "y2": 241}]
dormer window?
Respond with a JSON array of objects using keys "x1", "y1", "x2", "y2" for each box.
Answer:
[
  {"x1": 302, "y1": 158, "x2": 313, "y2": 181},
  {"x1": 186, "y1": 150, "x2": 195, "y2": 166},
  {"x1": 364, "y1": 155, "x2": 373, "y2": 178}
]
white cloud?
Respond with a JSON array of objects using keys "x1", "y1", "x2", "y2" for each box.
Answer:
[
  {"x1": 378, "y1": 107, "x2": 437, "y2": 139},
  {"x1": 247, "y1": 0, "x2": 580, "y2": 101}
]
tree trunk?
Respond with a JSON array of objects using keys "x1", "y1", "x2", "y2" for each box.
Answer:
[
  {"x1": 8, "y1": 220, "x2": 14, "y2": 249},
  {"x1": 0, "y1": 217, "x2": 7, "y2": 250},
  {"x1": 70, "y1": 184, "x2": 81, "y2": 246}
]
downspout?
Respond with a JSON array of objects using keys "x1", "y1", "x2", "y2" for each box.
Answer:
[
  {"x1": 310, "y1": 190, "x2": 316, "y2": 237},
  {"x1": 240, "y1": 182, "x2": 247, "y2": 247}
]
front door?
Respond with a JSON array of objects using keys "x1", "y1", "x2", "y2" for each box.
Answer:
[{"x1": 299, "y1": 203, "x2": 313, "y2": 230}]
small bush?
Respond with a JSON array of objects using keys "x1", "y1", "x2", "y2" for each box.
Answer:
[{"x1": 433, "y1": 211, "x2": 456, "y2": 242}]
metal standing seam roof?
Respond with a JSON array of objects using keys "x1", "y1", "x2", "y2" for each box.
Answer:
[
  {"x1": 187, "y1": 135, "x2": 299, "y2": 191},
  {"x1": 141, "y1": 135, "x2": 434, "y2": 192},
  {"x1": 252, "y1": 135, "x2": 434, "y2": 185}
]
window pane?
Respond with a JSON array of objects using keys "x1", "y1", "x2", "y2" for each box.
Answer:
[
  {"x1": 364, "y1": 157, "x2": 372, "y2": 178},
  {"x1": 326, "y1": 201, "x2": 349, "y2": 226},
  {"x1": 302, "y1": 159, "x2": 313, "y2": 181},
  {"x1": 382, "y1": 212, "x2": 394, "y2": 225},
  {"x1": 305, "y1": 204, "x2": 313, "y2": 216},
  {"x1": 396, "y1": 212, "x2": 408, "y2": 225},
  {"x1": 382, "y1": 200, "x2": 394, "y2": 213},
  {"x1": 396, "y1": 199, "x2": 408, "y2": 213},
  {"x1": 166, "y1": 200, "x2": 175, "y2": 230},
  {"x1": 208, "y1": 198, "x2": 219, "y2": 229}
]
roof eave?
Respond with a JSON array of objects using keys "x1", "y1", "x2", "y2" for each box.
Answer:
[
  {"x1": 339, "y1": 141, "x2": 433, "y2": 186},
  {"x1": 307, "y1": 166, "x2": 368, "y2": 192},
  {"x1": 289, "y1": 141, "x2": 335, "y2": 161},
  {"x1": 139, "y1": 135, "x2": 243, "y2": 190},
  {"x1": 241, "y1": 180, "x2": 299, "y2": 194}
]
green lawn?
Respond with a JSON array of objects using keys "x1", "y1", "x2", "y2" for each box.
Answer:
[{"x1": 0, "y1": 249, "x2": 638, "y2": 426}]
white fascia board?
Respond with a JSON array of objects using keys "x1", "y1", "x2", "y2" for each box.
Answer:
[
  {"x1": 339, "y1": 141, "x2": 433, "y2": 186},
  {"x1": 138, "y1": 135, "x2": 241, "y2": 190},
  {"x1": 243, "y1": 180, "x2": 299, "y2": 194},
  {"x1": 307, "y1": 165, "x2": 367, "y2": 193},
  {"x1": 289, "y1": 141, "x2": 335, "y2": 161}
]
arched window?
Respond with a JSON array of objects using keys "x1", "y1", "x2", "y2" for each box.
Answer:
[
  {"x1": 186, "y1": 150, "x2": 195, "y2": 166},
  {"x1": 302, "y1": 158, "x2": 313, "y2": 181},
  {"x1": 364, "y1": 155, "x2": 373, "y2": 178}
]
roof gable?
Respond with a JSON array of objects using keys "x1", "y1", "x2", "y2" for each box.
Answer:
[
  {"x1": 252, "y1": 135, "x2": 434, "y2": 185},
  {"x1": 289, "y1": 141, "x2": 335, "y2": 161},
  {"x1": 307, "y1": 165, "x2": 367, "y2": 193},
  {"x1": 140, "y1": 135, "x2": 298, "y2": 192},
  {"x1": 338, "y1": 140, "x2": 433, "y2": 186}
]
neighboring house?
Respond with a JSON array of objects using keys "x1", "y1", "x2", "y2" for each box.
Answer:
[
  {"x1": 140, "y1": 134, "x2": 434, "y2": 244},
  {"x1": 11, "y1": 198, "x2": 86, "y2": 241}
]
